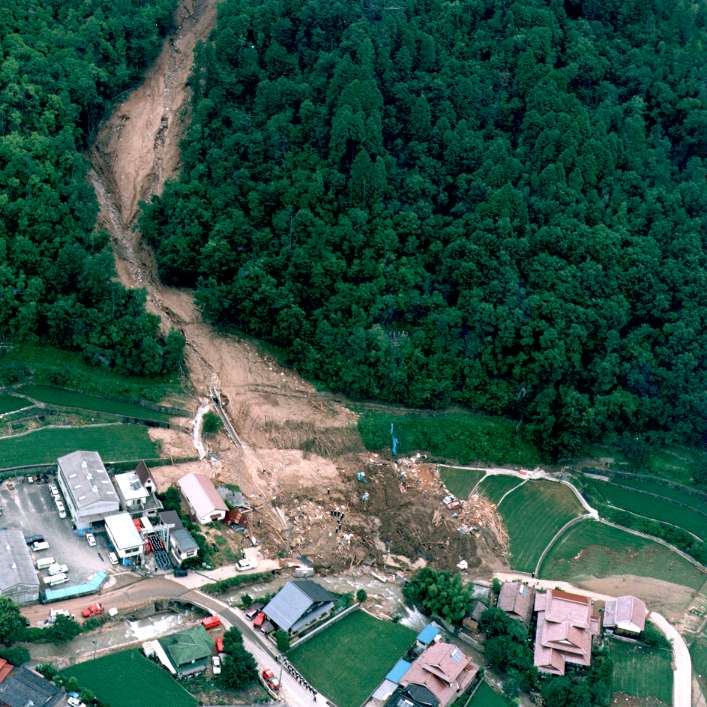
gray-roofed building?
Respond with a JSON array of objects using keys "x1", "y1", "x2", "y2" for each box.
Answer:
[
  {"x1": 57, "y1": 451, "x2": 119, "y2": 529},
  {"x1": 158, "y1": 510, "x2": 184, "y2": 530},
  {"x1": 263, "y1": 580, "x2": 337, "y2": 635},
  {"x1": 0, "y1": 528, "x2": 39, "y2": 605},
  {"x1": 169, "y1": 528, "x2": 199, "y2": 565},
  {"x1": 0, "y1": 664, "x2": 64, "y2": 706},
  {"x1": 217, "y1": 486, "x2": 250, "y2": 509}
]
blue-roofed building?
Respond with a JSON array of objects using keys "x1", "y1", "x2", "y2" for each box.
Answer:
[
  {"x1": 416, "y1": 623, "x2": 441, "y2": 647},
  {"x1": 386, "y1": 658, "x2": 412, "y2": 683}
]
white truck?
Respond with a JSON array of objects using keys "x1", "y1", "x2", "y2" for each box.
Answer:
[
  {"x1": 32, "y1": 541, "x2": 50, "y2": 552},
  {"x1": 35, "y1": 557, "x2": 56, "y2": 570},
  {"x1": 47, "y1": 563, "x2": 69, "y2": 576},
  {"x1": 43, "y1": 572, "x2": 68, "y2": 586}
]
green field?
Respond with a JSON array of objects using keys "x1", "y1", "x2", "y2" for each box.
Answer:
[
  {"x1": 476, "y1": 475, "x2": 523, "y2": 504},
  {"x1": 440, "y1": 467, "x2": 486, "y2": 499},
  {"x1": 608, "y1": 640, "x2": 672, "y2": 705},
  {"x1": 0, "y1": 394, "x2": 29, "y2": 414},
  {"x1": 497, "y1": 480, "x2": 584, "y2": 572},
  {"x1": 357, "y1": 410, "x2": 541, "y2": 467},
  {"x1": 469, "y1": 681, "x2": 510, "y2": 706},
  {"x1": 0, "y1": 424, "x2": 159, "y2": 468},
  {"x1": 689, "y1": 631, "x2": 707, "y2": 694},
  {"x1": 62, "y1": 649, "x2": 197, "y2": 707},
  {"x1": 540, "y1": 519, "x2": 706, "y2": 589},
  {"x1": 604, "y1": 474, "x2": 707, "y2": 514},
  {"x1": 583, "y1": 477, "x2": 707, "y2": 539},
  {"x1": 289, "y1": 610, "x2": 415, "y2": 707},
  {"x1": 19, "y1": 385, "x2": 175, "y2": 423}
]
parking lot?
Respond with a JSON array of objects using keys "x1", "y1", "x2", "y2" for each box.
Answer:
[{"x1": 0, "y1": 476, "x2": 112, "y2": 585}]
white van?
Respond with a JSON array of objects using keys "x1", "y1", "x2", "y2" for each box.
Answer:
[
  {"x1": 43, "y1": 572, "x2": 67, "y2": 586},
  {"x1": 32, "y1": 541, "x2": 50, "y2": 552},
  {"x1": 36, "y1": 557, "x2": 56, "y2": 570},
  {"x1": 47, "y1": 563, "x2": 69, "y2": 576}
]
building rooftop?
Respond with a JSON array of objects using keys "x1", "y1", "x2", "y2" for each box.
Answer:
[
  {"x1": 114, "y1": 471, "x2": 149, "y2": 502},
  {"x1": 105, "y1": 512, "x2": 143, "y2": 551},
  {"x1": 603, "y1": 595, "x2": 647, "y2": 633},
  {"x1": 158, "y1": 510, "x2": 184, "y2": 529},
  {"x1": 0, "y1": 528, "x2": 39, "y2": 594},
  {"x1": 172, "y1": 528, "x2": 199, "y2": 554},
  {"x1": 159, "y1": 626, "x2": 212, "y2": 668},
  {"x1": 417, "y1": 623, "x2": 441, "y2": 646},
  {"x1": 57, "y1": 450, "x2": 117, "y2": 509},
  {"x1": 0, "y1": 665, "x2": 64, "y2": 707},
  {"x1": 386, "y1": 659, "x2": 412, "y2": 684},
  {"x1": 263, "y1": 580, "x2": 336, "y2": 631},
  {"x1": 178, "y1": 473, "x2": 227, "y2": 519},
  {"x1": 498, "y1": 582, "x2": 534, "y2": 623}
]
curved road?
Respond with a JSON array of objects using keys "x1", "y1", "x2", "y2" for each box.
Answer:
[{"x1": 495, "y1": 572, "x2": 691, "y2": 707}]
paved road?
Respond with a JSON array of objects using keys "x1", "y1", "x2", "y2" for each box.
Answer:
[{"x1": 495, "y1": 572, "x2": 692, "y2": 707}]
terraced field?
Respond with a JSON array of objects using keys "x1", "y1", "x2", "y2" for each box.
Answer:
[
  {"x1": 540, "y1": 519, "x2": 705, "y2": 589},
  {"x1": 476, "y1": 475, "x2": 523, "y2": 504},
  {"x1": 498, "y1": 480, "x2": 584, "y2": 572},
  {"x1": 604, "y1": 474, "x2": 707, "y2": 514},
  {"x1": 608, "y1": 640, "x2": 672, "y2": 705},
  {"x1": 0, "y1": 394, "x2": 29, "y2": 414},
  {"x1": 439, "y1": 467, "x2": 485, "y2": 499}
]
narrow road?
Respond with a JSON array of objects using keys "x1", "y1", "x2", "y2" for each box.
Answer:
[{"x1": 495, "y1": 572, "x2": 692, "y2": 707}]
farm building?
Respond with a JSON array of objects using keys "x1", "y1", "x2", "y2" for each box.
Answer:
[
  {"x1": 158, "y1": 626, "x2": 213, "y2": 678},
  {"x1": 113, "y1": 470, "x2": 162, "y2": 518},
  {"x1": 0, "y1": 662, "x2": 64, "y2": 707},
  {"x1": 0, "y1": 528, "x2": 39, "y2": 605},
  {"x1": 178, "y1": 473, "x2": 227, "y2": 524},
  {"x1": 169, "y1": 528, "x2": 199, "y2": 565},
  {"x1": 105, "y1": 513, "x2": 144, "y2": 563},
  {"x1": 533, "y1": 589, "x2": 600, "y2": 675},
  {"x1": 263, "y1": 580, "x2": 337, "y2": 635},
  {"x1": 603, "y1": 595, "x2": 648, "y2": 635},
  {"x1": 497, "y1": 581, "x2": 535, "y2": 624},
  {"x1": 400, "y1": 642, "x2": 479, "y2": 707},
  {"x1": 57, "y1": 450, "x2": 119, "y2": 529}
]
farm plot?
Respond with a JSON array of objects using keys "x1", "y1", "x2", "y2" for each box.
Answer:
[
  {"x1": 0, "y1": 394, "x2": 30, "y2": 414},
  {"x1": 497, "y1": 480, "x2": 584, "y2": 572},
  {"x1": 0, "y1": 424, "x2": 159, "y2": 468},
  {"x1": 539, "y1": 519, "x2": 705, "y2": 590},
  {"x1": 439, "y1": 467, "x2": 485, "y2": 499},
  {"x1": 476, "y1": 475, "x2": 523, "y2": 504},
  {"x1": 605, "y1": 474, "x2": 707, "y2": 514},
  {"x1": 289, "y1": 610, "x2": 415, "y2": 707},
  {"x1": 608, "y1": 640, "x2": 672, "y2": 705},
  {"x1": 62, "y1": 649, "x2": 197, "y2": 707},
  {"x1": 19, "y1": 385, "x2": 176, "y2": 423},
  {"x1": 582, "y1": 477, "x2": 706, "y2": 540},
  {"x1": 469, "y1": 681, "x2": 510, "y2": 706}
]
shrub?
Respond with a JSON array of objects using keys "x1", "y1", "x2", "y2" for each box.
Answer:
[{"x1": 275, "y1": 630, "x2": 290, "y2": 652}]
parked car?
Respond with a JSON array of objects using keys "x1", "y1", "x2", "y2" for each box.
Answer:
[
  {"x1": 35, "y1": 557, "x2": 56, "y2": 570},
  {"x1": 201, "y1": 615, "x2": 222, "y2": 630},
  {"x1": 47, "y1": 563, "x2": 69, "y2": 576},
  {"x1": 27, "y1": 476, "x2": 35, "y2": 484},
  {"x1": 81, "y1": 603, "x2": 104, "y2": 618},
  {"x1": 261, "y1": 669, "x2": 280, "y2": 692},
  {"x1": 32, "y1": 541, "x2": 50, "y2": 552},
  {"x1": 244, "y1": 604, "x2": 263, "y2": 620},
  {"x1": 25, "y1": 534, "x2": 44, "y2": 546},
  {"x1": 235, "y1": 558, "x2": 256, "y2": 572},
  {"x1": 108, "y1": 552, "x2": 119, "y2": 565},
  {"x1": 211, "y1": 656, "x2": 221, "y2": 675},
  {"x1": 43, "y1": 573, "x2": 67, "y2": 586},
  {"x1": 58, "y1": 509, "x2": 67, "y2": 519},
  {"x1": 173, "y1": 567, "x2": 188, "y2": 577},
  {"x1": 85, "y1": 532, "x2": 96, "y2": 547},
  {"x1": 215, "y1": 637, "x2": 224, "y2": 654}
]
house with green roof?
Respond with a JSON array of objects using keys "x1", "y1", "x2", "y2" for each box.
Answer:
[{"x1": 158, "y1": 626, "x2": 213, "y2": 679}]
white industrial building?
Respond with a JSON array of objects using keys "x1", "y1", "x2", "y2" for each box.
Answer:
[
  {"x1": 0, "y1": 528, "x2": 39, "y2": 604},
  {"x1": 105, "y1": 512, "x2": 144, "y2": 563},
  {"x1": 57, "y1": 451, "x2": 119, "y2": 529}
]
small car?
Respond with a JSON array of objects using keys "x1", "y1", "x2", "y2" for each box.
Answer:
[
  {"x1": 261, "y1": 669, "x2": 280, "y2": 691},
  {"x1": 235, "y1": 558, "x2": 256, "y2": 572},
  {"x1": 24, "y1": 534, "x2": 44, "y2": 546},
  {"x1": 173, "y1": 567, "x2": 188, "y2": 577},
  {"x1": 85, "y1": 532, "x2": 96, "y2": 547},
  {"x1": 81, "y1": 603, "x2": 104, "y2": 618},
  {"x1": 108, "y1": 552, "x2": 119, "y2": 565},
  {"x1": 27, "y1": 476, "x2": 35, "y2": 484},
  {"x1": 212, "y1": 656, "x2": 221, "y2": 675}
]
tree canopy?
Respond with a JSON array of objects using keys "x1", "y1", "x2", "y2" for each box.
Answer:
[
  {"x1": 142, "y1": 0, "x2": 707, "y2": 453},
  {"x1": 403, "y1": 567, "x2": 471, "y2": 624},
  {"x1": 0, "y1": 0, "x2": 183, "y2": 376}
]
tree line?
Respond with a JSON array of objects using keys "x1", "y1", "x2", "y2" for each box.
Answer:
[
  {"x1": 141, "y1": 0, "x2": 707, "y2": 454},
  {"x1": 1, "y1": 0, "x2": 183, "y2": 376}
]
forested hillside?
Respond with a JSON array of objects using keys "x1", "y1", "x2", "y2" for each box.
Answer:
[
  {"x1": 0, "y1": 0, "x2": 183, "y2": 376},
  {"x1": 141, "y1": 0, "x2": 707, "y2": 453}
]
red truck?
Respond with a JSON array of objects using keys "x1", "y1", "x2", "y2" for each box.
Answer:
[
  {"x1": 81, "y1": 603, "x2": 104, "y2": 619},
  {"x1": 215, "y1": 636, "x2": 224, "y2": 654},
  {"x1": 201, "y1": 615, "x2": 222, "y2": 630}
]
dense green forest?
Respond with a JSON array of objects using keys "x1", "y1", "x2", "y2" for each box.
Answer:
[
  {"x1": 0, "y1": 0, "x2": 183, "y2": 376},
  {"x1": 142, "y1": 0, "x2": 707, "y2": 453}
]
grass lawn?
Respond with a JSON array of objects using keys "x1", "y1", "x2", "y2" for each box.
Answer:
[
  {"x1": 289, "y1": 610, "x2": 415, "y2": 707},
  {"x1": 62, "y1": 649, "x2": 197, "y2": 707},
  {"x1": 468, "y1": 681, "x2": 510, "y2": 706},
  {"x1": 608, "y1": 639, "x2": 672, "y2": 705},
  {"x1": 476, "y1": 475, "x2": 523, "y2": 504},
  {"x1": 689, "y1": 631, "x2": 707, "y2": 694},
  {"x1": 357, "y1": 409, "x2": 541, "y2": 467},
  {"x1": 539, "y1": 519, "x2": 706, "y2": 589},
  {"x1": 0, "y1": 394, "x2": 30, "y2": 414},
  {"x1": 582, "y1": 477, "x2": 706, "y2": 540},
  {"x1": 497, "y1": 480, "x2": 584, "y2": 572},
  {"x1": 440, "y1": 467, "x2": 486, "y2": 499},
  {"x1": 19, "y1": 384, "x2": 175, "y2": 423},
  {"x1": 0, "y1": 424, "x2": 159, "y2": 468}
]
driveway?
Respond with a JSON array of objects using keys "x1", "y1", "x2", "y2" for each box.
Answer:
[{"x1": 495, "y1": 571, "x2": 692, "y2": 707}]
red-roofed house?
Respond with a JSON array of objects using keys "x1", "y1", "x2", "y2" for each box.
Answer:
[
  {"x1": 498, "y1": 581, "x2": 535, "y2": 624},
  {"x1": 603, "y1": 595, "x2": 647, "y2": 635},
  {"x1": 533, "y1": 589, "x2": 600, "y2": 675},
  {"x1": 401, "y1": 642, "x2": 479, "y2": 707}
]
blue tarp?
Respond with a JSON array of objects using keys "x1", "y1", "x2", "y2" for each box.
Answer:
[
  {"x1": 416, "y1": 623, "x2": 440, "y2": 646},
  {"x1": 43, "y1": 571, "x2": 108, "y2": 603},
  {"x1": 386, "y1": 659, "x2": 412, "y2": 684}
]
